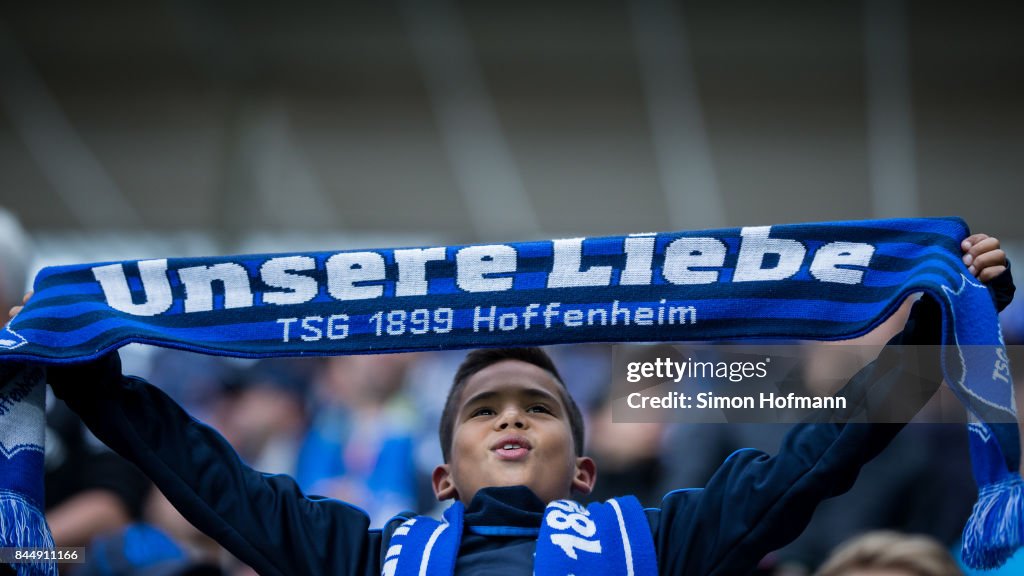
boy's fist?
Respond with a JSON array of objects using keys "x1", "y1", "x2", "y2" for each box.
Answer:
[
  {"x1": 8, "y1": 291, "x2": 31, "y2": 321},
  {"x1": 962, "y1": 234, "x2": 1006, "y2": 283}
]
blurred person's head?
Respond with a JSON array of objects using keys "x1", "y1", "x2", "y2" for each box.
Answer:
[
  {"x1": 318, "y1": 353, "x2": 416, "y2": 408},
  {"x1": 815, "y1": 531, "x2": 962, "y2": 576},
  {"x1": 592, "y1": 344, "x2": 673, "y2": 469},
  {"x1": 146, "y1": 349, "x2": 239, "y2": 417},
  {"x1": 220, "y1": 359, "x2": 311, "y2": 460},
  {"x1": 433, "y1": 347, "x2": 593, "y2": 506},
  {"x1": 588, "y1": 400, "x2": 663, "y2": 469},
  {"x1": 0, "y1": 208, "x2": 31, "y2": 311}
]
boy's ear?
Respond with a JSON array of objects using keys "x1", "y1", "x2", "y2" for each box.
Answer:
[
  {"x1": 572, "y1": 457, "x2": 597, "y2": 496},
  {"x1": 432, "y1": 464, "x2": 458, "y2": 501}
]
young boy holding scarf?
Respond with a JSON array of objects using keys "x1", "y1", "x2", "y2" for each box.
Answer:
[{"x1": 6, "y1": 233, "x2": 1016, "y2": 576}]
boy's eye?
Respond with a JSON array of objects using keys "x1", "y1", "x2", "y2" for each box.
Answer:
[
  {"x1": 527, "y1": 405, "x2": 551, "y2": 414},
  {"x1": 472, "y1": 408, "x2": 495, "y2": 417}
]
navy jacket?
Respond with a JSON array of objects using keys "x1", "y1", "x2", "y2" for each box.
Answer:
[{"x1": 50, "y1": 298, "x2": 952, "y2": 576}]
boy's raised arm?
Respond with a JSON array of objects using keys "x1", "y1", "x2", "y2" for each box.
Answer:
[
  {"x1": 651, "y1": 235, "x2": 1015, "y2": 575},
  {"x1": 38, "y1": 348, "x2": 380, "y2": 576}
]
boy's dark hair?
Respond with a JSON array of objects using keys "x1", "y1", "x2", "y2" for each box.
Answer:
[{"x1": 439, "y1": 347, "x2": 586, "y2": 463}]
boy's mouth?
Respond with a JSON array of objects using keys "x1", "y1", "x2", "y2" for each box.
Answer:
[{"x1": 491, "y1": 435, "x2": 532, "y2": 461}]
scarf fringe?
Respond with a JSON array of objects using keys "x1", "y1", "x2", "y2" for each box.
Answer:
[
  {"x1": 0, "y1": 490, "x2": 58, "y2": 576},
  {"x1": 962, "y1": 475, "x2": 1024, "y2": 569}
]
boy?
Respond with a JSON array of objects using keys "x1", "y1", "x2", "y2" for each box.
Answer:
[{"x1": 7, "y1": 234, "x2": 1015, "y2": 575}]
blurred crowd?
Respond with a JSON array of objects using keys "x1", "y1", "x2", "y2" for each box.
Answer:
[{"x1": 3, "y1": 208, "x2": 1024, "y2": 576}]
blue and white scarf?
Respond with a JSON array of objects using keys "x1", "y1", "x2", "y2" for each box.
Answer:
[
  {"x1": 0, "y1": 217, "x2": 1018, "y2": 570},
  {"x1": 0, "y1": 364, "x2": 56, "y2": 576},
  {"x1": 382, "y1": 497, "x2": 655, "y2": 576}
]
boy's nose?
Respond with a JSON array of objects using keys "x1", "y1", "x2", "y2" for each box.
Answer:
[{"x1": 496, "y1": 410, "x2": 526, "y2": 429}]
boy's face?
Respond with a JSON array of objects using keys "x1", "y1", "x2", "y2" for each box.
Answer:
[{"x1": 432, "y1": 360, "x2": 596, "y2": 505}]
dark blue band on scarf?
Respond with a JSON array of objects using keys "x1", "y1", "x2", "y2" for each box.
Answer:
[{"x1": 0, "y1": 216, "x2": 1018, "y2": 568}]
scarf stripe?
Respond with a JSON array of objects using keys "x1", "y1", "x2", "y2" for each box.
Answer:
[{"x1": 608, "y1": 499, "x2": 636, "y2": 576}]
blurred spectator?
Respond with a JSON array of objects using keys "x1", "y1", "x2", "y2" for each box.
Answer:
[
  {"x1": 546, "y1": 344, "x2": 613, "y2": 421},
  {"x1": 73, "y1": 523, "x2": 223, "y2": 576},
  {"x1": 586, "y1": 398, "x2": 665, "y2": 505},
  {"x1": 296, "y1": 353, "x2": 420, "y2": 526},
  {"x1": 219, "y1": 358, "x2": 311, "y2": 475},
  {"x1": 815, "y1": 531, "x2": 962, "y2": 576},
  {"x1": 586, "y1": 344, "x2": 667, "y2": 506},
  {"x1": 144, "y1": 349, "x2": 241, "y2": 422}
]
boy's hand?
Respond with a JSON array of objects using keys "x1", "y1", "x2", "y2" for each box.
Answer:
[
  {"x1": 962, "y1": 234, "x2": 1006, "y2": 282},
  {"x1": 7, "y1": 291, "x2": 32, "y2": 321}
]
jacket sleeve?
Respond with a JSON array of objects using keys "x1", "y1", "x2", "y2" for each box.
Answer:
[
  {"x1": 650, "y1": 296, "x2": 946, "y2": 576},
  {"x1": 47, "y1": 354, "x2": 381, "y2": 576}
]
